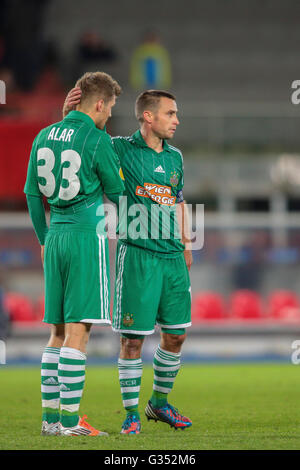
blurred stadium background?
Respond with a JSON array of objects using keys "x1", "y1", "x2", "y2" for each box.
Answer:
[{"x1": 1, "y1": 0, "x2": 300, "y2": 365}]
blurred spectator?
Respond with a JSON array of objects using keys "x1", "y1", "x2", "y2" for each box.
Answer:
[
  {"x1": 73, "y1": 31, "x2": 118, "y2": 80},
  {"x1": 231, "y1": 232, "x2": 268, "y2": 291},
  {"x1": 130, "y1": 30, "x2": 172, "y2": 90},
  {"x1": 1, "y1": 0, "x2": 50, "y2": 91},
  {"x1": 34, "y1": 40, "x2": 64, "y2": 94}
]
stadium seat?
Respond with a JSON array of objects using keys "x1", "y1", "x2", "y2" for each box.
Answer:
[
  {"x1": 4, "y1": 292, "x2": 36, "y2": 322},
  {"x1": 229, "y1": 290, "x2": 264, "y2": 320},
  {"x1": 191, "y1": 292, "x2": 227, "y2": 321},
  {"x1": 267, "y1": 290, "x2": 300, "y2": 321}
]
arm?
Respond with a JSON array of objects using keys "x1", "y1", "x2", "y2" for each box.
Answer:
[
  {"x1": 62, "y1": 87, "x2": 82, "y2": 118},
  {"x1": 96, "y1": 135, "x2": 125, "y2": 199},
  {"x1": 176, "y1": 201, "x2": 193, "y2": 271},
  {"x1": 24, "y1": 135, "x2": 47, "y2": 265},
  {"x1": 26, "y1": 194, "x2": 48, "y2": 265}
]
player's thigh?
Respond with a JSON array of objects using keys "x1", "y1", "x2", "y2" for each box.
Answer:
[
  {"x1": 43, "y1": 233, "x2": 64, "y2": 324},
  {"x1": 113, "y1": 243, "x2": 162, "y2": 334},
  {"x1": 64, "y1": 232, "x2": 110, "y2": 324},
  {"x1": 157, "y1": 254, "x2": 192, "y2": 329}
]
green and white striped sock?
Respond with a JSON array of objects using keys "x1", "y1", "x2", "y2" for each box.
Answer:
[
  {"x1": 118, "y1": 358, "x2": 142, "y2": 418},
  {"x1": 58, "y1": 347, "x2": 86, "y2": 428},
  {"x1": 150, "y1": 346, "x2": 181, "y2": 408},
  {"x1": 41, "y1": 347, "x2": 60, "y2": 424}
]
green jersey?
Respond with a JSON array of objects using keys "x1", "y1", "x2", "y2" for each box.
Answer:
[
  {"x1": 24, "y1": 111, "x2": 125, "y2": 227},
  {"x1": 113, "y1": 130, "x2": 185, "y2": 257}
]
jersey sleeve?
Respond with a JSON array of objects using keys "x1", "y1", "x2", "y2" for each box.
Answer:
[
  {"x1": 175, "y1": 152, "x2": 185, "y2": 203},
  {"x1": 26, "y1": 194, "x2": 48, "y2": 245},
  {"x1": 95, "y1": 134, "x2": 125, "y2": 195},
  {"x1": 24, "y1": 135, "x2": 41, "y2": 197}
]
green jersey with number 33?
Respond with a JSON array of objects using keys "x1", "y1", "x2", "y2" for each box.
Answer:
[{"x1": 24, "y1": 110, "x2": 124, "y2": 208}]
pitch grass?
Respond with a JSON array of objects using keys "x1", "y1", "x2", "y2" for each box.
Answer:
[{"x1": 0, "y1": 363, "x2": 300, "y2": 450}]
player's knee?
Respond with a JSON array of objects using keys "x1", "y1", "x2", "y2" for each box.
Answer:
[
  {"x1": 120, "y1": 337, "x2": 143, "y2": 358},
  {"x1": 163, "y1": 332, "x2": 187, "y2": 350},
  {"x1": 50, "y1": 324, "x2": 65, "y2": 343}
]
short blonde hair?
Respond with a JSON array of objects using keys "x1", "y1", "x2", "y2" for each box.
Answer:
[{"x1": 75, "y1": 71, "x2": 122, "y2": 105}]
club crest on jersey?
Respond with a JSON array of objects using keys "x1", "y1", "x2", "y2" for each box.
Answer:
[
  {"x1": 123, "y1": 313, "x2": 134, "y2": 327},
  {"x1": 170, "y1": 171, "x2": 179, "y2": 187}
]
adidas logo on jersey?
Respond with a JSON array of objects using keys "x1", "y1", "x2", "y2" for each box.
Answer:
[
  {"x1": 154, "y1": 165, "x2": 165, "y2": 173},
  {"x1": 43, "y1": 377, "x2": 58, "y2": 385}
]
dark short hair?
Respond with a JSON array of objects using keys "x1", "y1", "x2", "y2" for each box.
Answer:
[
  {"x1": 75, "y1": 71, "x2": 122, "y2": 105},
  {"x1": 135, "y1": 90, "x2": 176, "y2": 122}
]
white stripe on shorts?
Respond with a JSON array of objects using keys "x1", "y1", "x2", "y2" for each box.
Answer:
[
  {"x1": 98, "y1": 234, "x2": 104, "y2": 319},
  {"x1": 101, "y1": 235, "x2": 109, "y2": 319},
  {"x1": 115, "y1": 244, "x2": 127, "y2": 329}
]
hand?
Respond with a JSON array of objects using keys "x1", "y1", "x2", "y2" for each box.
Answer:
[
  {"x1": 63, "y1": 87, "x2": 82, "y2": 117},
  {"x1": 41, "y1": 245, "x2": 45, "y2": 267},
  {"x1": 184, "y1": 248, "x2": 193, "y2": 271}
]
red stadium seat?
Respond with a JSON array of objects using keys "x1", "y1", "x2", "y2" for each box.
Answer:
[
  {"x1": 229, "y1": 290, "x2": 264, "y2": 320},
  {"x1": 4, "y1": 292, "x2": 36, "y2": 322},
  {"x1": 191, "y1": 292, "x2": 227, "y2": 321},
  {"x1": 267, "y1": 290, "x2": 300, "y2": 321}
]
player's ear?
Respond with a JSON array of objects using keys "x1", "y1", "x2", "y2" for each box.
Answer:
[
  {"x1": 143, "y1": 110, "x2": 153, "y2": 124},
  {"x1": 96, "y1": 99, "x2": 104, "y2": 113}
]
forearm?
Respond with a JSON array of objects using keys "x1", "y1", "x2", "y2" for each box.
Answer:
[
  {"x1": 26, "y1": 194, "x2": 48, "y2": 245},
  {"x1": 177, "y1": 201, "x2": 191, "y2": 246},
  {"x1": 176, "y1": 201, "x2": 193, "y2": 270}
]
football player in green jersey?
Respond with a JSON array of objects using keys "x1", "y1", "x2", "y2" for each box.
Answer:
[
  {"x1": 25, "y1": 72, "x2": 125, "y2": 437},
  {"x1": 64, "y1": 87, "x2": 193, "y2": 434}
]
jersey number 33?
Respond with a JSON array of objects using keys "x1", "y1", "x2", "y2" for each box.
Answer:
[{"x1": 37, "y1": 148, "x2": 81, "y2": 201}]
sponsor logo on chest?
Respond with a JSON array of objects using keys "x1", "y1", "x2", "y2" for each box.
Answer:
[{"x1": 135, "y1": 183, "x2": 176, "y2": 206}]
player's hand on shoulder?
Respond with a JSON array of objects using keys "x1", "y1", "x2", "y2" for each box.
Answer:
[{"x1": 63, "y1": 87, "x2": 82, "y2": 116}]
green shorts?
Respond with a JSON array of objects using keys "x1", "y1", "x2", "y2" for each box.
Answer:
[
  {"x1": 43, "y1": 225, "x2": 110, "y2": 325},
  {"x1": 112, "y1": 241, "x2": 191, "y2": 335}
]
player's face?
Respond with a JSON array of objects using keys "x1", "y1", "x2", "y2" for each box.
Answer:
[
  {"x1": 151, "y1": 98, "x2": 179, "y2": 140},
  {"x1": 96, "y1": 96, "x2": 116, "y2": 129}
]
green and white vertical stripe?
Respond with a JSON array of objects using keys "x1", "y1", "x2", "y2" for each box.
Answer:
[
  {"x1": 98, "y1": 234, "x2": 109, "y2": 320},
  {"x1": 153, "y1": 346, "x2": 181, "y2": 394},
  {"x1": 113, "y1": 243, "x2": 127, "y2": 330},
  {"x1": 118, "y1": 358, "x2": 142, "y2": 411},
  {"x1": 58, "y1": 347, "x2": 86, "y2": 428},
  {"x1": 41, "y1": 347, "x2": 60, "y2": 424}
]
